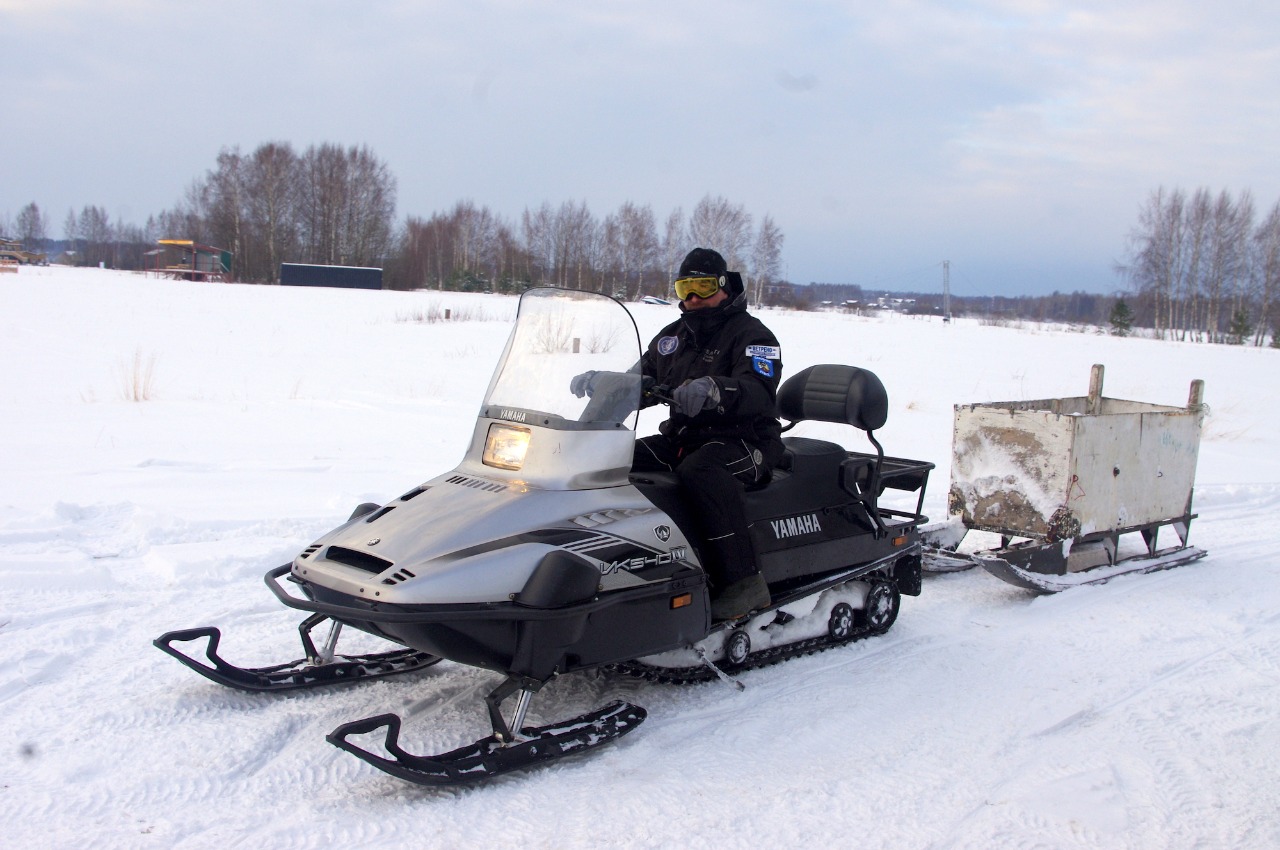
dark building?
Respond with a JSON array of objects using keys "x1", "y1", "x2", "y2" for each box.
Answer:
[{"x1": 280, "y1": 263, "x2": 383, "y2": 290}]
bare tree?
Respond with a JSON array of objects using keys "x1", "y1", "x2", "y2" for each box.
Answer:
[
  {"x1": 452, "y1": 200, "x2": 499, "y2": 279},
  {"x1": 1227, "y1": 191, "x2": 1255, "y2": 333},
  {"x1": 614, "y1": 202, "x2": 659, "y2": 300},
  {"x1": 1123, "y1": 187, "x2": 1187, "y2": 337},
  {"x1": 78, "y1": 205, "x2": 113, "y2": 266},
  {"x1": 1252, "y1": 201, "x2": 1280, "y2": 346},
  {"x1": 1198, "y1": 190, "x2": 1254, "y2": 342},
  {"x1": 598, "y1": 211, "x2": 623, "y2": 295},
  {"x1": 661, "y1": 207, "x2": 686, "y2": 292},
  {"x1": 295, "y1": 143, "x2": 396, "y2": 268},
  {"x1": 244, "y1": 142, "x2": 299, "y2": 282},
  {"x1": 340, "y1": 145, "x2": 396, "y2": 267},
  {"x1": 552, "y1": 200, "x2": 596, "y2": 290},
  {"x1": 206, "y1": 147, "x2": 248, "y2": 279},
  {"x1": 521, "y1": 203, "x2": 556, "y2": 285},
  {"x1": 1178, "y1": 189, "x2": 1211, "y2": 340},
  {"x1": 750, "y1": 214, "x2": 785, "y2": 305},
  {"x1": 15, "y1": 202, "x2": 47, "y2": 250},
  {"x1": 61, "y1": 208, "x2": 79, "y2": 260},
  {"x1": 688, "y1": 195, "x2": 753, "y2": 269}
]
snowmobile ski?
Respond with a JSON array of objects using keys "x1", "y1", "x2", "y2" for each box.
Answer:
[
  {"x1": 153, "y1": 618, "x2": 440, "y2": 692},
  {"x1": 974, "y1": 545, "x2": 1207, "y2": 594},
  {"x1": 327, "y1": 700, "x2": 647, "y2": 787}
]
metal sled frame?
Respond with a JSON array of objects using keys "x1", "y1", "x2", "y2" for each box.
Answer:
[{"x1": 971, "y1": 512, "x2": 1206, "y2": 593}]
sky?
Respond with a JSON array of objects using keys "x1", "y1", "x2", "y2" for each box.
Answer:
[{"x1": 3, "y1": 0, "x2": 1279, "y2": 296}]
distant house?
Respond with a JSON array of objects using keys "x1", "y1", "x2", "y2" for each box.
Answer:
[
  {"x1": 146, "y1": 239, "x2": 232, "y2": 282},
  {"x1": 763, "y1": 281, "x2": 796, "y2": 303}
]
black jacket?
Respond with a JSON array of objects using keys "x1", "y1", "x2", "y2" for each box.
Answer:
[{"x1": 640, "y1": 293, "x2": 784, "y2": 453}]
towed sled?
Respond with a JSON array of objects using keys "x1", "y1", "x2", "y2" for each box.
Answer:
[
  {"x1": 922, "y1": 364, "x2": 1208, "y2": 592},
  {"x1": 156, "y1": 288, "x2": 933, "y2": 787}
]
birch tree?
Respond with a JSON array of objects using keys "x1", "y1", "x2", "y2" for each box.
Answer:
[
  {"x1": 750, "y1": 214, "x2": 785, "y2": 305},
  {"x1": 688, "y1": 195, "x2": 752, "y2": 269}
]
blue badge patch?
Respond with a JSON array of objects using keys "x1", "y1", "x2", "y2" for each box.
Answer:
[
  {"x1": 657, "y1": 335, "x2": 679, "y2": 356},
  {"x1": 752, "y1": 356, "x2": 774, "y2": 378}
]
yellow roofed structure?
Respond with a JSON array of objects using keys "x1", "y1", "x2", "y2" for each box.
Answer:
[{"x1": 146, "y1": 239, "x2": 233, "y2": 282}]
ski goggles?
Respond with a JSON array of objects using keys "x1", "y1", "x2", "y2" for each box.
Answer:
[{"x1": 674, "y1": 275, "x2": 723, "y2": 301}]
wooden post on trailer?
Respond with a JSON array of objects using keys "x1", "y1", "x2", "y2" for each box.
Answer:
[
  {"x1": 1086, "y1": 364, "x2": 1105, "y2": 415},
  {"x1": 1187, "y1": 379, "x2": 1205, "y2": 411}
]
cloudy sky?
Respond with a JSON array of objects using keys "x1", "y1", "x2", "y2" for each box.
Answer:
[{"x1": 3, "y1": 0, "x2": 1277, "y2": 296}]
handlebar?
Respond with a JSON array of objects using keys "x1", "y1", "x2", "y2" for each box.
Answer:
[{"x1": 644, "y1": 384, "x2": 675, "y2": 407}]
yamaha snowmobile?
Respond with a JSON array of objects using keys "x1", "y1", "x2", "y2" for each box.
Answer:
[{"x1": 155, "y1": 287, "x2": 934, "y2": 786}]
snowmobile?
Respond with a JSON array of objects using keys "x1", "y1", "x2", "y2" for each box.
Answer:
[{"x1": 155, "y1": 287, "x2": 933, "y2": 786}]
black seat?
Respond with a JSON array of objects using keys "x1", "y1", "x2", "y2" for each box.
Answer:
[
  {"x1": 775, "y1": 364, "x2": 891, "y2": 537},
  {"x1": 776, "y1": 364, "x2": 888, "y2": 432},
  {"x1": 777, "y1": 436, "x2": 846, "y2": 477}
]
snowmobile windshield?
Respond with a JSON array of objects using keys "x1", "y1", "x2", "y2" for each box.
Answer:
[{"x1": 482, "y1": 288, "x2": 643, "y2": 432}]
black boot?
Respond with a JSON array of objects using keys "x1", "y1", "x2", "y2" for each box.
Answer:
[{"x1": 710, "y1": 573, "x2": 771, "y2": 620}]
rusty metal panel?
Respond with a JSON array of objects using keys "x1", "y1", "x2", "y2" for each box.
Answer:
[{"x1": 949, "y1": 403, "x2": 1077, "y2": 538}]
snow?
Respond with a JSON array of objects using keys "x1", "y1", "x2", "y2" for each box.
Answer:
[{"x1": 3, "y1": 266, "x2": 1279, "y2": 848}]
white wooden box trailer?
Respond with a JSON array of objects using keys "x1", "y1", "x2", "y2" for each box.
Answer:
[{"x1": 934, "y1": 365, "x2": 1208, "y2": 591}]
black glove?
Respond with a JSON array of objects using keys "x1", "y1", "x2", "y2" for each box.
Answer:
[
  {"x1": 672, "y1": 376, "x2": 721, "y2": 415},
  {"x1": 570, "y1": 370, "x2": 598, "y2": 398}
]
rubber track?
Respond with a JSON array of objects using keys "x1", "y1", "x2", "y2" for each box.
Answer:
[{"x1": 609, "y1": 618, "x2": 893, "y2": 685}]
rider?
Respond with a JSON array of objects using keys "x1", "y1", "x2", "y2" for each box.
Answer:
[{"x1": 633, "y1": 248, "x2": 785, "y2": 620}]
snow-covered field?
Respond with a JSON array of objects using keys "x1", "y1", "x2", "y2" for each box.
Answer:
[{"x1": 2, "y1": 266, "x2": 1278, "y2": 849}]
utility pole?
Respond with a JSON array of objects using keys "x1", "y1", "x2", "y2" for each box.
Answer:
[{"x1": 942, "y1": 259, "x2": 952, "y2": 323}]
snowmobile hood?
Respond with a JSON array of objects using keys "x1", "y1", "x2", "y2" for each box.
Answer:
[{"x1": 293, "y1": 477, "x2": 685, "y2": 604}]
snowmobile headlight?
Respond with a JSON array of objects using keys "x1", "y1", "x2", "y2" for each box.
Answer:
[{"x1": 483, "y1": 423, "x2": 531, "y2": 470}]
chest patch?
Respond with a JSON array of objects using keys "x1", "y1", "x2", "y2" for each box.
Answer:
[{"x1": 657, "y1": 335, "x2": 679, "y2": 356}]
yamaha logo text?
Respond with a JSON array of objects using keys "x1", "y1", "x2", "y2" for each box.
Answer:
[{"x1": 770, "y1": 513, "x2": 823, "y2": 540}]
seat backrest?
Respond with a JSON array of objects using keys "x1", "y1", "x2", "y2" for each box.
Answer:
[{"x1": 777, "y1": 364, "x2": 888, "y2": 432}]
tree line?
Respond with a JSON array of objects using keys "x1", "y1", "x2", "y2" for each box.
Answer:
[
  {"x1": 1120, "y1": 186, "x2": 1280, "y2": 346},
  {"x1": 2, "y1": 141, "x2": 787, "y2": 302}
]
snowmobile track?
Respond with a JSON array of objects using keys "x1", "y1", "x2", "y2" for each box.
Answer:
[{"x1": 609, "y1": 607, "x2": 896, "y2": 685}]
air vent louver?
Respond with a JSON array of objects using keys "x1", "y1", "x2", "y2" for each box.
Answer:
[
  {"x1": 446, "y1": 475, "x2": 507, "y2": 493},
  {"x1": 325, "y1": 546, "x2": 394, "y2": 575}
]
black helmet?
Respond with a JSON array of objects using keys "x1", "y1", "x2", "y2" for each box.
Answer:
[
  {"x1": 678, "y1": 247, "x2": 743, "y2": 296},
  {"x1": 678, "y1": 247, "x2": 727, "y2": 278}
]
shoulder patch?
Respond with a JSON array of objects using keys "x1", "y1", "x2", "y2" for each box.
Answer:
[
  {"x1": 745, "y1": 344, "x2": 781, "y2": 360},
  {"x1": 657, "y1": 335, "x2": 679, "y2": 356},
  {"x1": 752, "y1": 356, "x2": 775, "y2": 378}
]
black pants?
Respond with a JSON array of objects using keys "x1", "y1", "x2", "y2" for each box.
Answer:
[{"x1": 633, "y1": 434, "x2": 772, "y2": 588}]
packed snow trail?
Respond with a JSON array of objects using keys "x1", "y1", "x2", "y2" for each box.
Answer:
[{"x1": 2, "y1": 269, "x2": 1278, "y2": 848}]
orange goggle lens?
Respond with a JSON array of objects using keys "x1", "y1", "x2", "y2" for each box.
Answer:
[{"x1": 674, "y1": 275, "x2": 722, "y2": 301}]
